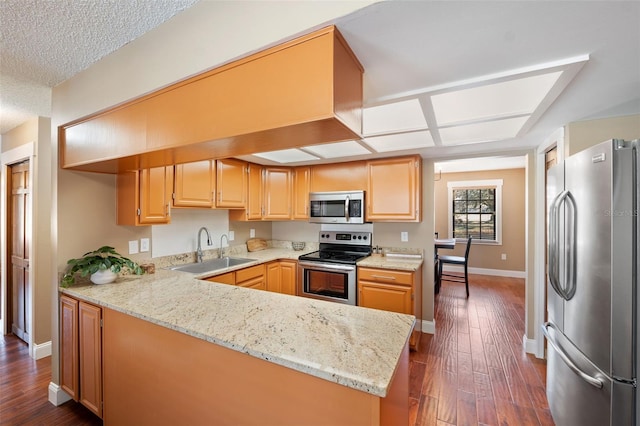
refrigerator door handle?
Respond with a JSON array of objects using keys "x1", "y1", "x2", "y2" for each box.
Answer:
[
  {"x1": 548, "y1": 191, "x2": 567, "y2": 299},
  {"x1": 542, "y1": 322, "x2": 604, "y2": 389},
  {"x1": 563, "y1": 191, "x2": 578, "y2": 300}
]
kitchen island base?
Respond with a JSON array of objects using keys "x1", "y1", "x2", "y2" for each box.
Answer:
[{"x1": 103, "y1": 307, "x2": 409, "y2": 425}]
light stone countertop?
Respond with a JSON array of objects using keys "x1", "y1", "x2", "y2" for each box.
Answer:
[
  {"x1": 60, "y1": 248, "x2": 415, "y2": 397},
  {"x1": 357, "y1": 254, "x2": 424, "y2": 272}
]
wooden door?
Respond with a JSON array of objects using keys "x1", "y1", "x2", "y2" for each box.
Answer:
[
  {"x1": 358, "y1": 281, "x2": 413, "y2": 314},
  {"x1": 8, "y1": 161, "x2": 30, "y2": 341}
]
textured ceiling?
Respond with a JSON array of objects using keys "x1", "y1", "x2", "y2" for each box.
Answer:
[{"x1": 0, "y1": 0, "x2": 199, "y2": 134}]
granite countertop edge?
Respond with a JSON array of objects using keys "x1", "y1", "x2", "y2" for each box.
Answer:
[{"x1": 60, "y1": 248, "x2": 415, "y2": 398}]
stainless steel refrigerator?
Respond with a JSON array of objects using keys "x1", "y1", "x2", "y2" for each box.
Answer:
[{"x1": 544, "y1": 139, "x2": 639, "y2": 426}]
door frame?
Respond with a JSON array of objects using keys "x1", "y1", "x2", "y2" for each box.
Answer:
[
  {"x1": 1, "y1": 142, "x2": 35, "y2": 355},
  {"x1": 533, "y1": 127, "x2": 565, "y2": 358}
]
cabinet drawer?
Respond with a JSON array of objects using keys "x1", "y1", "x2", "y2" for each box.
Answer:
[
  {"x1": 206, "y1": 272, "x2": 235, "y2": 285},
  {"x1": 358, "y1": 267, "x2": 413, "y2": 286},
  {"x1": 235, "y1": 264, "x2": 265, "y2": 283}
]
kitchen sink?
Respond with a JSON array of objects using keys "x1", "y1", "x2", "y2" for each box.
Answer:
[{"x1": 169, "y1": 257, "x2": 257, "y2": 274}]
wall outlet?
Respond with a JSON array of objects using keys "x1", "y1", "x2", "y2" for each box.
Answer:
[
  {"x1": 401, "y1": 231, "x2": 409, "y2": 242},
  {"x1": 140, "y1": 238, "x2": 150, "y2": 252},
  {"x1": 128, "y1": 240, "x2": 139, "y2": 254},
  {"x1": 501, "y1": 253, "x2": 507, "y2": 260},
  {"x1": 229, "y1": 231, "x2": 235, "y2": 241},
  {"x1": 250, "y1": 229, "x2": 255, "y2": 238}
]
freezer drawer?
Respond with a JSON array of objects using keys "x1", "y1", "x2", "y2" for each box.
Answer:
[{"x1": 545, "y1": 323, "x2": 634, "y2": 426}]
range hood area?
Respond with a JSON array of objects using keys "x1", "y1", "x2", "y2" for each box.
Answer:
[{"x1": 59, "y1": 26, "x2": 363, "y2": 174}]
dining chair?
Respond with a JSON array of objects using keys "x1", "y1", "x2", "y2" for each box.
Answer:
[{"x1": 437, "y1": 236, "x2": 472, "y2": 297}]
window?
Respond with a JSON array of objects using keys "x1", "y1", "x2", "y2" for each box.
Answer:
[{"x1": 447, "y1": 179, "x2": 503, "y2": 244}]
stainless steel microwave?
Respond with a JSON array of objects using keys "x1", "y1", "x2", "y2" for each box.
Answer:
[{"x1": 309, "y1": 191, "x2": 365, "y2": 224}]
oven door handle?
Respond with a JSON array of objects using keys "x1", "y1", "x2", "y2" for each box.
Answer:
[{"x1": 298, "y1": 261, "x2": 355, "y2": 272}]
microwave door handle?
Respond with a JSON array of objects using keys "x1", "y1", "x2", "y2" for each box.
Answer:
[{"x1": 345, "y1": 195, "x2": 350, "y2": 222}]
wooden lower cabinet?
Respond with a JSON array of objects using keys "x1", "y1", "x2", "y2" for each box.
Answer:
[
  {"x1": 358, "y1": 266, "x2": 423, "y2": 350},
  {"x1": 59, "y1": 295, "x2": 103, "y2": 419},
  {"x1": 102, "y1": 307, "x2": 408, "y2": 425},
  {"x1": 205, "y1": 264, "x2": 266, "y2": 290},
  {"x1": 266, "y1": 260, "x2": 297, "y2": 295}
]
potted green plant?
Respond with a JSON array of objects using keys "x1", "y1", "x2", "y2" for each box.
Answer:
[{"x1": 61, "y1": 246, "x2": 144, "y2": 287}]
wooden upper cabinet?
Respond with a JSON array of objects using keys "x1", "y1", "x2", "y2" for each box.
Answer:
[
  {"x1": 60, "y1": 26, "x2": 363, "y2": 173},
  {"x1": 173, "y1": 160, "x2": 216, "y2": 208},
  {"x1": 216, "y1": 159, "x2": 246, "y2": 208},
  {"x1": 263, "y1": 167, "x2": 292, "y2": 220},
  {"x1": 292, "y1": 167, "x2": 310, "y2": 220},
  {"x1": 366, "y1": 156, "x2": 421, "y2": 222},
  {"x1": 117, "y1": 166, "x2": 174, "y2": 226},
  {"x1": 245, "y1": 164, "x2": 264, "y2": 220},
  {"x1": 310, "y1": 161, "x2": 366, "y2": 192}
]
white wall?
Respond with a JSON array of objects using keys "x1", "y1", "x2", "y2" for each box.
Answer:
[{"x1": 151, "y1": 209, "x2": 228, "y2": 257}]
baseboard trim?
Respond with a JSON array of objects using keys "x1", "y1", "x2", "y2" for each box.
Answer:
[
  {"x1": 522, "y1": 334, "x2": 537, "y2": 355},
  {"x1": 441, "y1": 265, "x2": 526, "y2": 279},
  {"x1": 48, "y1": 382, "x2": 72, "y2": 406},
  {"x1": 33, "y1": 340, "x2": 52, "y2": 360},
  {"x1": 421, "y1": 319, "x2": 435, "y2": 335}
]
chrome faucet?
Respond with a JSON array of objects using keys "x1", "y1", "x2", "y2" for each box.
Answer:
[
  {"x1": 219, "y1": 233, "x2": 229, "y2": 258},
  {"x1": 196, "y1": 227, "x2": 212, "y2": 263}
]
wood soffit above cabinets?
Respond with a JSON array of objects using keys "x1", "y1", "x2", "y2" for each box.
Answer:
[{"x1": 59, "y1": 26, "x2": 364, "y2": 174}]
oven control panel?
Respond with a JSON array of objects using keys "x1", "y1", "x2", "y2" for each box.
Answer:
[{"x1": 318, "y1": 231, "x2": 371, "y2": 246}]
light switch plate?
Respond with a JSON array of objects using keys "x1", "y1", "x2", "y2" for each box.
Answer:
[
  {"x1": 401, "y1": 232, "x2": 408, "y2": 242},
  {"x1": 128, "y1": 240, "x2": 139, "y2": 254},
  {"x1": 140, "y1": 238, "x2": 150, "y2": 252},
  {"x1": 229, "y1": 231, "x2": 235, "y2": 241},
  {"x1": 250, "y1": 229, "x2": 255, "y2": 238}
]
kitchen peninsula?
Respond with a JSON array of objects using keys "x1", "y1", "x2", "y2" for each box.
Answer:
[{"x1": 60, "y1": 262, "x2": 414, "y2": 425}]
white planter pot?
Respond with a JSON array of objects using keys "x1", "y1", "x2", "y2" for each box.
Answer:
[{"x1": 90, "y1": 269, "x2": 117, "y2": 285}]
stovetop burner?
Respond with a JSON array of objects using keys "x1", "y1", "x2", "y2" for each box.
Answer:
[{"x1": 298, "y1": 231, "x2": 372, "y2": 265}]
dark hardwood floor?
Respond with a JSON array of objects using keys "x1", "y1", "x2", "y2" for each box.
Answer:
[
  {"x1": 410, "y1": 274, "x2": 553, "y2": 426},
  {"x1": 1, "y1": 273, "x2": 550, "y2": 425},
  {"x1": 0, "y1": 334, "x2": 102, "y2": 425}
]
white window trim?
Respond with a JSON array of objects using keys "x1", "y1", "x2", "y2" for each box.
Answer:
[{"x1": 447, "y1": 179, "x2": 503, "y2": 245}]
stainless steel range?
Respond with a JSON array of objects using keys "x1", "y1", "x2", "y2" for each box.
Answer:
[{"x1": 297, "y1": 231, "x2": 372, "y2": 305}]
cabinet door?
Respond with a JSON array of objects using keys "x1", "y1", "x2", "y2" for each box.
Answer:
[
  {"x1": 366, "y1": 156, "x2": 421, "y2": 222},
  {"x1": 60, "y1": 295, "x2": 79, "y2": 401},
  {"x1": 216, "y1": 159, "x2": 246, "y2": 208},
  {"x1": 310, "y1": 161, "x2": 366, "y2": 192},
  {"x1": 173, "y1": 160, "x2": 215, "y2": 208},
  {"x1": 139, "y1": 166, "x2": 174, "y2": 224},
  {"x1": 263, "y1": 167, "x2": 291, "y2": 220},
  {"x1": 358, "y1": 281, "x2": 413, "y2": 315},
  {"x1": 246, "y1": 164, "x2": 263, "y2": 220},
  {"x1": 292, "y1": 167, "x2": 310, "y2": 220},
  {"x1": 279, "y1": 260, "x2": 297, "y2": 295},
  {"x1": 79, "y1": 302, "x2": 103, "y2": 418},
  {"x1": 266, "y1": 261, "x2": 281, "y2": 293}
]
